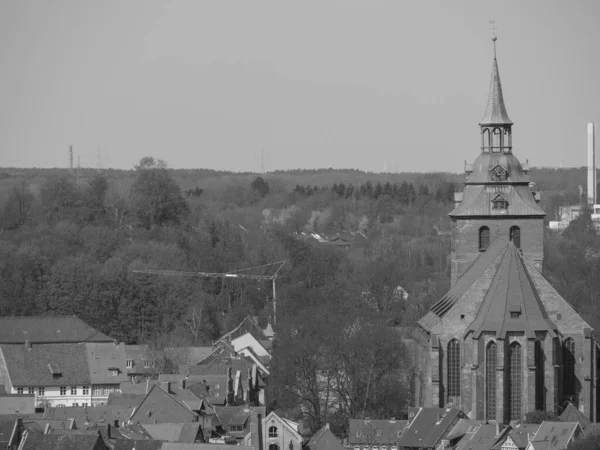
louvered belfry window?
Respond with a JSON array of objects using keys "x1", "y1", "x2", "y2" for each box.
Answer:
[
  {"x1": 447, "y1": 339, "x2": 461, "y2": 404},
  {"x1": 486, "y1": 341, "x2": 497, "y2": 420},
  {"x1": 564, "y1": 339, "x2": 576, "y2": 396},
  {"x1": 479, "y1": 227, "x2": 490, "y2": 252},
  {"x1": 507, "y1": 342, "x2": 523, "y2": 421}
]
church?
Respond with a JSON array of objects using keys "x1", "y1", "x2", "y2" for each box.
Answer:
[{"x1": 412, "y1": 37, "x2": 598, "y2": 424}]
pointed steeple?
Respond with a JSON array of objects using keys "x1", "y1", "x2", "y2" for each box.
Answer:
[{"x1": 480, "y1": 37, "x2": 513, "y2": 126}]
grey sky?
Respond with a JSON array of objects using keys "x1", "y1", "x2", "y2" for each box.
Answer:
[{"x1": 1, "y1": 0, "x2": 599, "y2": 172}]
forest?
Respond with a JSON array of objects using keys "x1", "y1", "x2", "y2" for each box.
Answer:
[{"x1": 0, "y1": 158, "x2": 599, "y2": 433}]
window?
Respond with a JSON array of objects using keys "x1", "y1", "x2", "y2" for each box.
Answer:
[
  {"x1": 143, "y1": 360, "x2": 151, "y2": 368},
  {"x1": 356, "y1": 431, "x2": 362, "y2": 438},
  {"x1": 510, "y1": 226, "x2": 521, "y2": 249},
  {"x1": 535, "y1": 341, "x2": 545, "y2": 411},
  {"x1": 129, "y1": 375, "x2": 136, "y2": 382},
  {"x1": 479, "y1": 227, "x2": 490, "y2": 252},
  {"x1": 492, "y1": 197, "x2": 508, "y2": 210},
  {"x1": 93, "y1": 385, "x2": 103, "y2": 396},
  {"x1": 110, "y1": 369, "x2": 119, "y2": 376},
  {"x1": 507, "y1": 342, "x2": 523, "y2": 421},
  {"x1": 269, "y1": 426, "x2": 278, "y2": 438},
  {"x1": 564, "y1": 339, "x2": 576, "y2": 396},
  {"x1": 28, "y1": 387, "x2": 34, "y2": 395},
  {"x1": 17, "y1": 387, "x2": 23, "y2": 395},
  {"x1": 269, "y1": 445, "x2": 279, "y2": 450},
  {"x1": 71, "y1": 387, "x2": 77, "y2": 395},
  {"x1": 126, "y1": 360, "x2": 133, "y2": 368},
  {"x1": 83, "y1": 386, "x2": 89, "y2": 395},
  {"x1": 486, "y1": 341, "x2": 497, "y2": 420},
  {"x1": 447, "y1": 339, "x2": 461, "y2": 404},
  {"x1": 81, "y1": 402, "x2": 88, "y2": 407},
  {"x1": 38, "y1": 387, "x2": 45, "y2": 396},
  {"x1": 73, "y1": 403, "x2": 78, "y2": 407},
  {"x1": 60, "y1": 386, "x2": 66, "y2": 395},
  {"x1": 376, "y1": 429, "x2": 382, "y2": 436}
]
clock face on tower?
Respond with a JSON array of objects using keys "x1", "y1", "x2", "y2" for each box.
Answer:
[{"x1": 490, "y1": 165, "x2": 508, "y2": 181}]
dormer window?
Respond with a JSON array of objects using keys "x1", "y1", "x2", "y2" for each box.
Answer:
[
  {"x1": 126, "y1": 360, "x2": 133, "y2": 368},
  {"x1": 48, "y1": 363, "x2": 61, "y2": 379},
  {"x1": 110, "y1": 368, "x2": 119, "y2": 376},
  {"x1": 509, "y1": 305, "x2": 521, "y2": 318},
  {"x1": 492, "y1": 194, "x2": 508, "y2": 211}
]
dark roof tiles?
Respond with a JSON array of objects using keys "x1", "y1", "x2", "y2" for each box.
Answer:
[
  {"x1": 0, "y1": 316, "x2": 112, "y2": 344},
  {"x1": 480, "y1": 57, "x2": 513, "y2": 126}
]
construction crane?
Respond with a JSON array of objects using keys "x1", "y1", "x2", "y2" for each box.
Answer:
[{"x1": 131, "y1": 261, "x2": 286, "y2": 326}]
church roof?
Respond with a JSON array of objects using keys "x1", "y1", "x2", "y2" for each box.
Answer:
[
  {"x1": 464, "y1": 153, "x2": 530, "y2": 184},
  {"x1": 449, "y1": 183, "x2": 545, "y2": 217},
  {"x1": 465, "y1": 243, "x2": 557, "y2": 339},
  {"x1": 480, "y1": 51, "x2": 513, "y2": 126}
]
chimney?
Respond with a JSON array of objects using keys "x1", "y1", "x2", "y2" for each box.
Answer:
[
  {"x1": 247, "y1": 368, "x2": 254, "y2": 404},
  {"x1": 588, "y1": 122, "x2": 597, "y2": 206},
  {"x1": 106, "y1": 423, "x2": 111, "y2": 440},
  {"x1": 161, "y1": 381, "x2": 171, "y2": 394},
  {"x1": 250, "y1": 412, "x2": 263, "y2": 450},
  {"x1": 25, "y1": 340, "x2": 31, "y2": 350},
  {"x1": 114, "y1": 420, "x2": 119, "y2": 428},
  {"x1": 181, "y1": 378, "x2": 187, "y2": 390}
]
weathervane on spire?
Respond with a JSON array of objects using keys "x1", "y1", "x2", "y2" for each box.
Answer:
[{"x1": 489, "y1": 20, "x2": 498, "y2": 58}]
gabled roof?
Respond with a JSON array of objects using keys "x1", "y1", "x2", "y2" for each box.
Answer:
[
  {"x1": 0, "y1": 393, "x2": 35, "y2": 414},
  {"x1": 397, "y1": 406, "x2": 464, "y2": 448},
  {"x1": 114, "y1": 439, "x2": 163, "y2": 450},
  {"x1": 186, "y1": 375, "x2": 228, "y2": 405},
  {"x1": 129, "y1": 384, "x2": 198, "y2": 424},
  {"x1": 306, "y1": 424, "x2": 345, "y2": 450},
  {"x1": 213, "y1": 405, "x2": 266, "y2": 430},
  {"x1": 0, "y1": 420, "x2": 19, "y2": 447},
  {"x1": 263, "y1": 411, "x2": 303, "y2": 442},
  {"x1": 43, "y1": 405, "x2": 135, "y2": 425},
  {"x1": 214, "y1": 316, "x2": 269, "y2": 346},
  {"x1": 19, "y1": 431, "x2": 106, "y2": 450},
  {"x1": 1, "y1": 343, "x2": 90, "y2": 387},
  {"x1": 142, "y1": 422, "x2": 201, "y2": 443},
  {"x1": 559, "y1": 402, "x2": 592, "y2": 429},
  {"x1": 107, "y1": 392, "x2": 145, "y2": 407},
  {"x1": 480, "y1": 50, "x2": 512, "y2": 126},
  {"x1": 0, "y1": 315, "x2": 112, "y2": 343},
  {"x1": 347, "y1": 419, "x2": 409, "y2": 445},
  {"x1": 465, "y1": 242, "x2": 558, "y2": 339},
  {"x1": 527, "y1": 421, "x2": 582, "y2": 450},
  {"x1": 454, "y1": 423, "x2": 503, "y2": 450}
]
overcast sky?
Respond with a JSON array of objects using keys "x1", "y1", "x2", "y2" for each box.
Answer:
[{"x1": 1, "y1": 1, "x2": 599, "y2": 172}]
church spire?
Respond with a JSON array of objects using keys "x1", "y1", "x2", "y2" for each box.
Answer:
[{"x1": 480, "y1": 36, "x2": 513, "y2": 126}]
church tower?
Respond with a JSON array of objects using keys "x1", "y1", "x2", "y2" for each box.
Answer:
[
  {"x1": 449, "y1": 36, "x2": 545, "y2": 286},
  {"x1": 412, "y1": 37, "x2": 597, "y2": 424}
]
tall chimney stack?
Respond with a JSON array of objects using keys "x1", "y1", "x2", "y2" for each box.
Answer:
[{"x1": 588, "y1": 123, "x2": 596, "y2": 205}]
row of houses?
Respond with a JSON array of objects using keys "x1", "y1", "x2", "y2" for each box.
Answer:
[{"x1": 347, "y1": 403, "x2": 595, "y2": 450}]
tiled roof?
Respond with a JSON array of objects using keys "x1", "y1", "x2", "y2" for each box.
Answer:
[
  {"x1": 559, "y1": 402, "x2": 592, "y2": 429},
  {"x1": 465, "y1": 242, "x2": 557, "y2": 339},
  {"x1": 419, "y1": 239, "x2": 508, "y2": 330},
  {"x1": 19, "y1": 431, "x2": 105, "y2": 450},
  {"x1": 0, "y1": 394, "x2": 35, "y2": 414},
  {"x1": 397, "y1": 406, "x2": 464, "y2": 448},
  {"x1": 186, "y1": 375, "x2": 228, "y2": 405},
  {"x1": 0, "y1": 316, "x2": 112, "y2": 344},
  {"x1": 306, "y1": 424, "x2": 345, "y2": 450},
  {"x1": 161, "y1": 445, "x2": 255, "y2": 450},
  {"x1": 450, "y1": 184, "x2": 544, "y2": 217},
  {"x1": 114, "y1": 439, "x2": 163, "y2": 450},
  {"x1": 129, "y1": 384, "x2": 198, "y2": 424},
  {"x1": 528, "y1": 421, "x2": 581, "y2": 450},
  {"x1": 124, "y1": 345, "x2": 158, "y2": 375},
  {"x1": 0, "y1": 420, "x2": 16, "y2": 446},
  {"x1": 43, "y1": 405, "x2": 135, "y2": 425},
  {"x1": 347, "y1": 419, "x2": 409, "y2": 445},
  {"x1": 86, "y1": 342, "x2": 128, "y2": 384},
  {"x1": 213, "y1": 405, "x2": 266, "y2": 430},
  {"x1": 453, "y1": 423, "x2": 502, "y2": 450},
  {"x1": 214, "y1": 316, "x2": 268, "y2": 346},
  {"x1": 107, "y1": 393, "x2": 145, "y2": 407},
  {"x1": 480, "y1": 55, "x2": 512, "y2": 125},
  {"x1": 142, "y1": 422, "x2": 201, "y2": 443},
  {"x1": 1, "y1": 343, "x2": 90, "y2": 387}
]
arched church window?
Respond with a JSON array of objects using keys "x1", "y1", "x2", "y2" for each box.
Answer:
[
  {"x1": 447, "y1": 339, "x2": 460, "y2": 404},
  {"x1": 510, "y1": 226, "x2": 521, "y2": 249},
  {"x1": 535, "y1": 340, "x2": 545, "y2": 411},
  {"x1": 485, "y1": 341, "x2": 497, "y2": 420},
  {"x1": 479, "y1": 227, "x2": 490, "y2": 252},
  {"x1": 564, "y1": 339, "x2": 576, "y2": 396},
  {"x1": 492, "y1": 128, "x2": 502, "y2": 153},
  {"x1": 507, "y1": 342, "x2": 523, "y2": 421}
]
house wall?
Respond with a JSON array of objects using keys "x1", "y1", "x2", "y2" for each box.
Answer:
[
  {"x1": 262, "y1": 417, "x2": 302, "y2": 450},
  {"x1": 232, "y1": 334, "x2": 270, "y2": 358},
  {"x1": 7, "y1": 384, "x2": 121, "y2": 408}
]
